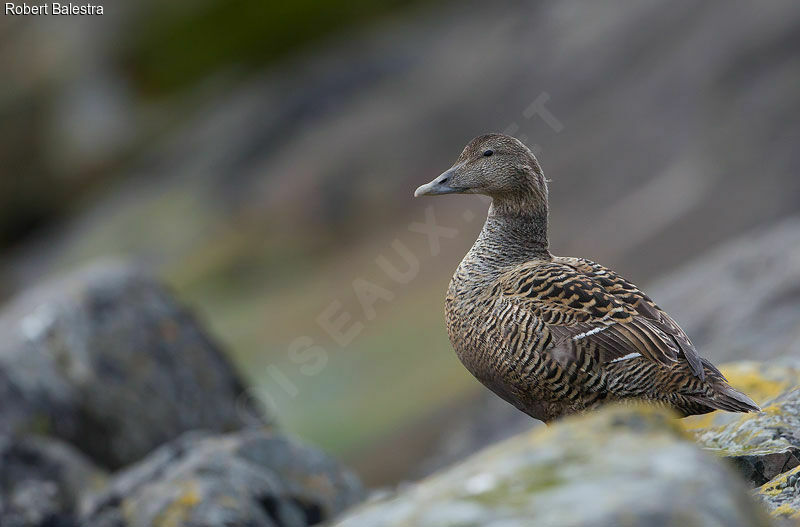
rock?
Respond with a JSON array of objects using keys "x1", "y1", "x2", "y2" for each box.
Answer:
[
  {"x1": 0, "y1": 261, "x2": 265, "y2": 469},
  {"x1": 690, "y1": 369, "x2": 800, "y2": 486},
  {"x1": 651, "y1": 217, "x2": 800, "y2": 364},
  {"x1": 682, "y1": 360, "x2": 800, "y2": 431},
  {"x1": 83, "y1": 429, "x2": 364, "y2": 527},
  {"x1": 711, "y1": 361, "x2": 800, "y2": 405},
  {"x1": 685, "y1": 359, "x2": 800, "y2": 525},
  {"x1": 411, "y1": 391, "x2": 538, "y2": 480},
  {"x1": 0, "y1": 435, "x2": 105, "y2": 527},
  {"x1": 758, "y1": 464, "x2": 800, "y2": 523},
  {"x1": 333, "y1": 405, "x2": 770, "y2": 527}
]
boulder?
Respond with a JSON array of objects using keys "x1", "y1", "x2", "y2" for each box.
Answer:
[
  {"x1": 0, "y1": 261, "x2": 265, "y2": 469},
  {"x1": 333, "y1": 405, "x2": 770, "y2": 527},
  {"x1": 689, "y1": 366, "x2": 800, "y2": 486},
  {"x1": 758, "y1": 464, "x2": 800, "y2": 524},
  {"x1": 413, "y1": 392, "x2": 538, "y2": 479},
  {"x1": 651, "y1": 217, "x2": 800, "y2": 364},
  {"x1": 0, "y1": 435, "x2": 105, "y2": 527},
  {"x1": 83, "y1": 429, "x2": 364, "y2": 527},
  {"x1": 682, "y1": 360, "x2": 800, "y2": 432}
]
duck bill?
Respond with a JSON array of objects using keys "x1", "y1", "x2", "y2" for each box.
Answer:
[{"x1": 414, "y1": 168, "x2": 462, "y2": 197}]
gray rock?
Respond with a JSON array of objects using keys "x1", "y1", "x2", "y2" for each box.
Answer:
[
  {"x1": 413, "y1": 392, "x2": 539, "y2": 480},
  {"x1": 0, "y1": 261, "x2": 266, "y2": 469},
  {"x1": 651, "y1": 217, "x2": 800, "y2": 363},
  {"x1": 709, "y1": 367, "x2": 800, "y2": 523},
  {"x1": 83, "y1": 428, "x2": 364, "y2": 527},
  {"x1": 694, "y1": 387, "x2": 800, "y2": 487},
  {"x1": 681, "y1": 360, "x2": 800, "y2": 431},
  {"x1": 334, "y1": 405, "x2": 770, "y2": 527},
  {"x1": 0, "y1": 435, "x2": 105, "y2": 527},
  {"x1": 758, "y1": 464, "x2": 800, "y2": 523}
]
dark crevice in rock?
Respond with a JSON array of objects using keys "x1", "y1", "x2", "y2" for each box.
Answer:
[
  {"x1": 729, "y1": 449, "x2": 800, "y2": 487},
  {"x1": 294, "y1": 499, "x2": 323, "y2": 526},
  {"x1": 258, "y1": 495, "x2": 283, "y2": 525},
  {"x1": 257, "y1": 494, "x2": 324, "y2": 526}
]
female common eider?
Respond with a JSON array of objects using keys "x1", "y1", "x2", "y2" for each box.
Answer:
[{"x1": 414, "y1": 133, "x2": 759, "y2": 422}]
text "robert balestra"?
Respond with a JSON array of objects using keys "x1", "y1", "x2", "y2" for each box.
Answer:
[{"x1": 5, "y1": 2, "x2": 104, "y2": 15}]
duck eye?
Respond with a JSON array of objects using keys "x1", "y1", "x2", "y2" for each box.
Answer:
[{"x1": 483, "y1": 149, "x2": 493, "y2": 157}]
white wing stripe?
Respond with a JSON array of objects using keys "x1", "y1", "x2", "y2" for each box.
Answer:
[
  {"x1": 571, "y1": 326, "x2": 608, "y2": 341},
  {"x1": 610, "y1": 352, "x2": 642, "y2": 363}
]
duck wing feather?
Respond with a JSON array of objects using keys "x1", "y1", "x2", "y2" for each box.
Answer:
[{"x1": 492, "y1": 256, "x2": 706, "y2": 380}]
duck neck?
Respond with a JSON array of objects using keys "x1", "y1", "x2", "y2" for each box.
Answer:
[{"x1": 471, "y1": 201, "x2": 551, "y2": 267}]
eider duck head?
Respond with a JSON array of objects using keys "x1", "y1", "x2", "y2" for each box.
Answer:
[{"x1": 414, "y1": 133, "x2": 548, "y2": 216}]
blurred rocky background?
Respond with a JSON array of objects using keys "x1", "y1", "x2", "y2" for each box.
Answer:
[{"x1": 2, "y1": 1, "x2": 800, "y2": 522}]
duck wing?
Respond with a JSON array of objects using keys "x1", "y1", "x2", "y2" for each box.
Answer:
[{"x1": 493, "y1": 257, "x2": 706, "y2": 379}]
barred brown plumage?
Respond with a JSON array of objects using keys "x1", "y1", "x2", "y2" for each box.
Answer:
[{"x1": 414, "y1": 133, "x2": 760, "y2": 423}]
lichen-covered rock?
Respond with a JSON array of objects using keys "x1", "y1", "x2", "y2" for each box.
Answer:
[
  {"x1": 82, "y1": 429, "x2": 364, "y2": 527},
  {"x1": 0, "y1": 435, "x2": 105, "y2": 527},
  {"x1": 758, "y1": 464, "x2": 800, "y2": 523},
  {"x1": 694, "y1": 387, "x2": 800, "y2": 486},
  {"x1": 333, "y1": 405, "x2": 770, "y2": 527},
  {"x1": 682, "y1": 360, "x2": 800, "y2": 431},
  {"x1": 710, "y1": 361, "x2": 800, "y2": 406},
  {"x1": 0, "y1": 261, "x2": 265, "y2": 469}
]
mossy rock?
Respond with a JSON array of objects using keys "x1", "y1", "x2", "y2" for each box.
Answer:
[
  {"x1": 686, "y1": 362, "x2": 800, "y2": 486},
  {"x1": 758, "y1": 464, "x2": 800, "y2": 523},
  {"x1": 83, "y1": 429, "x2": 364, "y2": 527},
  {"x1": 334, "y1": 404, "x2": 770, "y2": 527},
  {"x1": 0, "y1": 435, "x2": 106, "y2": 526},
  {"x1": 0, "y1": 262, "x2": 267, "y2": 469},
  {"x1": 682, "y1": 360, "x2": 800, "y2": 432}
]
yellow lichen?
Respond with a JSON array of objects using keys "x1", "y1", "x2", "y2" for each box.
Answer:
[
  {"x1": 680, "y1": 412, "x2": 718, "y2": 432},
  {"x1": 216, "y1": 495, "x2": 239, "y2": 508},
  {"x1": 761, "y1": 474, "x2": 789, "y2": 497},
  {"x1": 770, "y1": 503, "x2": 800, "y2": 518},
  {"x1": 121, "y1": 498, "x2": 136, "y2": 522},
  {"x1": 759, "y1": 465, "x2": 800, "y2": 497},
  {"x1": 681, "y1": 361, "x2": 797, "y2": 432},
  {"x1": 761, "y1": 485, "x2": 783, "y2": 497},
  {"x1": 154, "y1": 481, "x2": 202, "y2": 527},
  {"x1": 719, "y1": 362, "x2": 796, "y2": 404},
  {"x1": 759, "y1": 404, "x2": 785, "y2": 416}
]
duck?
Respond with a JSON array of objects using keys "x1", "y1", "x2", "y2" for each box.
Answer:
[{"x1": 413, "y1": 133, "x2": 760, "y2": 422}]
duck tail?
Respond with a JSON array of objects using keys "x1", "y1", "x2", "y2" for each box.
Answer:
[
  {"x1": 681, "y1": 358, "x2": 760, "y2": 414},
  {"x1": 704, "y1": 383, "x2": 761, "y2": 413},
  {"x1": 686, "y1": 379, "x2": 761, "y2": 414}
]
